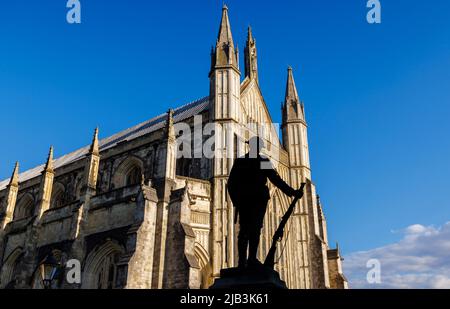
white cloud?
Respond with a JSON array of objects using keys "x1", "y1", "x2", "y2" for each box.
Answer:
[{"x1": 343, "y1": 222, "x2": 450, "y2": 289}]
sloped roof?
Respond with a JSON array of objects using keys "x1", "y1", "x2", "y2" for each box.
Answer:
[{"x1": 0, "y1": 96, "x2": 209, "y2": 191}]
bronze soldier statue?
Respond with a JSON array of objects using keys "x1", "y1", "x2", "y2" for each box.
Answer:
[{"x1": 227, "y1": 136, "x2": 304, "y2": 268}]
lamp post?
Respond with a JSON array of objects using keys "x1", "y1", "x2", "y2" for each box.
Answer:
[{"x1": 40, "y1": 253, "x2": 61, "y2": 289}]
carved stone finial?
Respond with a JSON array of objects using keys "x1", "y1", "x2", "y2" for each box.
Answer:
[
  {"x1": 89, "y1": 127, "x2": 100, "y2": 155},
  {"x1": 44, "y1": 146, "x2": 54, "y2": 172},
  {"x1": 9, "y1": 161, "x2": 20, "y2": 187},
  {"x1": 166, "y1": 109, "x2": 175, "y2": 139}
]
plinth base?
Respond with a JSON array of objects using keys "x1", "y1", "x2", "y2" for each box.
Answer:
[{"x1": 210, "y1": 264, "x2": 287, "y2": 289}]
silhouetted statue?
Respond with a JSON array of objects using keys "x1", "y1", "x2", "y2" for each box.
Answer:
[{"x1": 228, "y1": 137, "x2": 304, "y2": 268}]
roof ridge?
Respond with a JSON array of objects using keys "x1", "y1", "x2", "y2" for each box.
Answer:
[{"x1": 173, "y1": 96, "x2": 209, "y2": 113}]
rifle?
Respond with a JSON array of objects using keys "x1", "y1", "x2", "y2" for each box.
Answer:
[{"x1": 264, "y1": 183, "x2": 306, "y2": 268}]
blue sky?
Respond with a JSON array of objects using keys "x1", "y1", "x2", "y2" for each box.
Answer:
[{"x1": 0, "y1": 0, "x2": 449, "y2": 285}]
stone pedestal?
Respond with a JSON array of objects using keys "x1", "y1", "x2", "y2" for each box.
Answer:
[{"x1": 210, "y1": 265, "x2": 287, "y2": 289}]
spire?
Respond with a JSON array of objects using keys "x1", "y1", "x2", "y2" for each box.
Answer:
[
  {"x1": 44, "y1": 146, "x2": 54, "y2": 172},
  {"x1": 217, "y1": 5, "x2": 234, "y2": 48},
  {"x1": 9, "y1": 162, "x2": 19, "y2": 187},
  {"x1": 283, "y1": 67, "x2": 305, "y2": 123},
  {"x1": 212, "y1": 5, "x2": 238, "y2": 68},
  {"x1": 285, "y1": 66, "x2": 300, "y2": 102},
  {"x1": 89, "y1": 127, "x2": 99, "y2": 155},
  {"x1": 245, "y1": 26, "x2": 258, "y2": 81},
  {"x1": 248, "y1": 25, "x2": 254, "y2": 41}
]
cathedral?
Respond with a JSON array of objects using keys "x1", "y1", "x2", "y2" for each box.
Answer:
[{"x1": 0, "y1": 6, "x2": 347, "y2": 289}]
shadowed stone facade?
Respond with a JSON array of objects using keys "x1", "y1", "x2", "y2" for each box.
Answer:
[{"x1": 0, "y1": 6, "x2": 347, "y2": 289}]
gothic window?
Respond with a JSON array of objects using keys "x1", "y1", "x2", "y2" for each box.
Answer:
[
  {"x1": 82, "y1": 240, "x2": 125, "y2": 289},
  {"x1": 301, "y1": 127, "x2": 309, "y2": 165},
  {"x1": 0, "y1": 248, "x2": 24, "y2": 289},
  {"x1": 51, "y1": 184, "x2": 66, "y2": 209},
  {"x1": 125, "y1": 166, "x2": 142, "y2": 186},
  {"x1": 176, "y1": 158, "x2": 192, "y2": 177},
  {"x1": 14, "y1": 194, "x2": 34, "y2": 220},
  {"x1": 96, "y1": 252, "x2": 121, "y2": 289},
  {"x1": 52, "y1": 196, "x2": 64, "y2": 209},
  {"x1": 113, "y1": 157, "x2": 144, "y2": 189}
]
